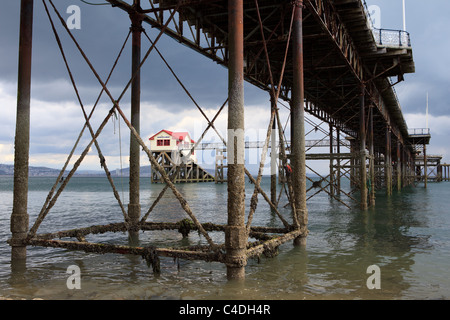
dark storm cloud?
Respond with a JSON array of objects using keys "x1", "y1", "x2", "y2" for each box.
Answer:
[
  {"x1": 1, "y1": 0, "x2": 235, "y2": 111},
  {"x1": 3, "y1": 0, "x2": 449, "y2": 113}
]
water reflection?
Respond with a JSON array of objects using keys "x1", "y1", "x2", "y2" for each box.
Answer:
[{"x1": 1, "y1": 177, "x2": 448, "y2": 299}]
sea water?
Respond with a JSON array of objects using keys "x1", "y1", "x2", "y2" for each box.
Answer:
[{"x1": 0, "y1": 175, "x2": 449, "y2": 300}]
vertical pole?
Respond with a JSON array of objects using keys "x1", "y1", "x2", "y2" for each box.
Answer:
[
  {"x1": 329, "y1": 123, "x2": 334, "y2": 197},
  {"x1": 408, "y1": 153, "x2": 412, "y2": 185},
  {"x1": 368, "y1": 106, "x2": 375, "y2": 206},
  {"x1": 128, "y1": 7, "x2": 143, "y2": 241},
  {"x1": 226, "y1": 0, "x2": 246, "y2": 280},
  {"x1": 291, "y1": 0, "x2": 308, "y2": 245},
  {"x1": 402, "y1": 0, "x2": 406, "y2": 31},
  {"x1": 336, "y1": 127, "x2": 341, "y2": 195},
  {"x1": 350, "y1": 137, "x2": 356, "y2": 189},
  {"x1": 423, "y1": 144, "x2": 427, "y2": 188},
  {"x1": 359, "y1": 85, "x2": 368, "y2": 210},
  {"x1": 397, "y1": 141, "x2": 402, "y2": 191},
  {"x1": 270, "y1": 94, "x2": 277, "y2": 207},
  {"x1": 11, "y1": 0, "x2": 34, "y2": 262},
  {"x1": 385, "y1": 126, "x2": 392, "y2": 196},
  {"x1": 402, "y1": 147, "x2": 408, "y2": 187}
]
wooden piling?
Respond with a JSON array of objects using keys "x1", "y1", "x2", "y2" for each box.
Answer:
[{"x1": 11, "y1": 0, "x2": 34, "y2": 261}]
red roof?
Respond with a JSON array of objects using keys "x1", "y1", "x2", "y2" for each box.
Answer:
[{"x1": 149, "y1": 129, "x2": 195, "y2": 143}]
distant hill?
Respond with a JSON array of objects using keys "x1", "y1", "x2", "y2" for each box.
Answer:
[
  {"x1": 0, "y1": 163, "x2": 153, "y2": 177},
  {"x1": 0, "y1": 163, "x2": 319, "y2": 179},
  {"x1": 0, "y1": 163, "x2": 66, "y2": 177}
]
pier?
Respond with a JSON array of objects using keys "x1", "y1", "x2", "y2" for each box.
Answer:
[{"x1": 9, "y1": 0, "x2": 443, "y2": 280}]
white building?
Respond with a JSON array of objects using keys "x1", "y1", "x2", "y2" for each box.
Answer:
[{"x1": 149, "y1": 129, "x2": 197, "y2": 164}]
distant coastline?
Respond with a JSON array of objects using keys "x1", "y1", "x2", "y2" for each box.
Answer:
[
  {"x1": 0, "y1": 163, "x2": 320, "y2": 179},
  {"x1": 0, "y1": 163, "x2": 151, "y2": 177},
  {"x1": 0, "y1": 164, "x2": 218, "y2": 178}
]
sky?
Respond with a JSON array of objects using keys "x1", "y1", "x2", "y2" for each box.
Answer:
[{"x1": 1, "y1": 0, "x2": 449, "y2": 175}]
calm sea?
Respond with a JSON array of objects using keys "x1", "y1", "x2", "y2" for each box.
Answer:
[{"x1": 0, "y1": 175, "x2": 449, "y2": 300}]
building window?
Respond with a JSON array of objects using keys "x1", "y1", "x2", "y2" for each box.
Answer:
[{"x1": 157, "y1": 139, "x2": 170, "y2": 146}]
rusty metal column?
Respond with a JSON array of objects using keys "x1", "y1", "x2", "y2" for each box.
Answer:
[
  {"x1": 385, "y1": 126, "x2": 392, "y2": 196},
  {"x1": 11, "y1": 0, "x2": 34, "y2": 261},
  {"x1": 359, "y1": 85, "x2": 368, "y2": 210},
  {"x1": 226, "y1": 0, "x2": 247, "y2": 280},
  {"x1": 291, "y1": 0, "x2": 308, "y2": 246},
  {"x1": 402, "y1": 147, "x2": 408, "y2": 187},
  {"x1": 128, "y1": 7, "x2": 143, "y2": 241},
  {"x1": 329, "y1": 123, "x2": 334, "y2": 197},
  {"x1": 270, "y1": 94, "x2": 277, "y2": 207},
  {"x1": 397, "y1": 141, "x2": 402, "y2": 191},
  {"x1": 336, "y1": 127, "x2": 341, "y2": 196},
  {"x1": 368, "y1": 106, "x2": 375, "y2": 207},
  {"x1": 423, "y1": 143, "x2": 427, "y2": 188},
  {"x1": 349, "y1": 137, "x2": 357, "y2": 189}
]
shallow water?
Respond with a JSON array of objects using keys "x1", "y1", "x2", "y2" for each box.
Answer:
[{"x1": 0, "y1": 176, "x2": 449, "y2": 300}]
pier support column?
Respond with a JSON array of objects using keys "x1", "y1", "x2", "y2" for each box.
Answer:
[
  {"x1": 359, "y1": 85, "x2": 368, "y2": 210},
  {"x1": 349, "y1": 137, "x2": 357, "y2": 189},
  {"x1": 385, "y1": 126, "x2": 392, "y2": 196},
  {"x1": 128, "y1": 7, "x2": 143, "y2": 241},
  {"x1": 270, "y1": 94, "x2": 277, "y2": 207},
  {"x1": 329, "y1": 123, "x2": 334, "y2": 197},
  {"x1": 368, "y1": 106, "x2": 375, "y2": 207},
  {"x1": 336, "y1": 128, "x2": 341, "y2": 196},
  {"x1": 423, "y1": 143, "x2": 427, "y2": 188},
  {"x1": 226, "y1": 0, "x2": 247, "y2": 280},
  {"x1": 291, "y1": 0, "x2": 308, "y2": 245},
  {"x1": 397, "y1": 141, "x2": 402, "y2": 191},
  {"x1": 11, "y1": 0, "x2": 34, "y2": 262}
]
